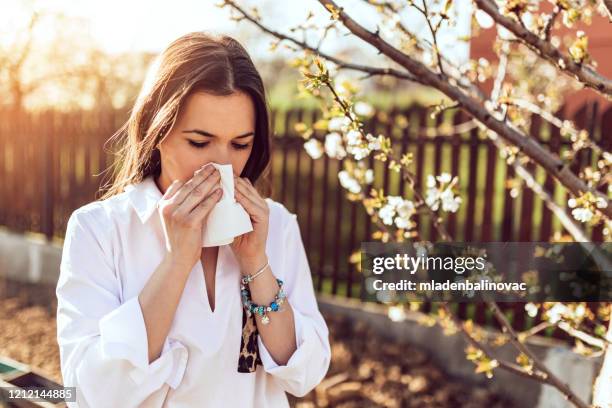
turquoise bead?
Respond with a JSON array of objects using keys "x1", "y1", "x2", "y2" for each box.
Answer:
[{"x1": 271, "y1": 302, "x2": 279, "y2": 311}]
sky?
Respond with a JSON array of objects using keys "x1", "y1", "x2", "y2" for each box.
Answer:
[{"x1": 1, "y1": 0, "x2": 472, "y2": 64}]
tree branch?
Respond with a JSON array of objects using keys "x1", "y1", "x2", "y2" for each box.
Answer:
[
  {"x1": 602, "y1": 0, "x2": 612, "y2": 22},
  {"x1": 474, "y1": 0, "x2": 612, "y2": 97}
]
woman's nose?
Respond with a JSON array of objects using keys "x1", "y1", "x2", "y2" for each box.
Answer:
[{"x1": 210, "y1": 148, "x2": 232, "y2": 166}]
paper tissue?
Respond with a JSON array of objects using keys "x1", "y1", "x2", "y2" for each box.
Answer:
[{"x1": 202, "y1": 163, "x2": 253, "y2": 247}]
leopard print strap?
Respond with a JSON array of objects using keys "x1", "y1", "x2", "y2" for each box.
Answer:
[{"x1": 237, "y1": 306, "x2": 262, "y2": 373}]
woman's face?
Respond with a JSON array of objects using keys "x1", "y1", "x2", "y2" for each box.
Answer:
[{"x1": 156, "y1": 90, "x2": 256, "y2": 189}]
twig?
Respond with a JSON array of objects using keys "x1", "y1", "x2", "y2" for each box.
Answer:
[
  {"x1": 415, "y1": 0, "x2": 446, "y2": 76},
  {"x1": 322, "y1": 76, "x2": 453, "y2": 241},
  {"x1": 505, "y1": 98, "x2": 605, "y2": 155},
  {"x1": 440, "y1": 303, "x2": 549, "y2": 382},
  {"x1": 222, "y1": 0, "x2": 418, "y2": 83},
  {"x1": 487, "y1": 301, "x2": 590, "y2": 408},
  {"x1": 543, "y1": 6, "x2": 560, "y2": 41},
  {"x1": 519, "y1": 321, "x2": 555, "y2": 339}
]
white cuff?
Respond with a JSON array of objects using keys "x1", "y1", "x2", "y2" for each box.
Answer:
[
  {"x1": 99, "y1": 296, "x2": 188, "y2": 389},
  {"x1": 257, "y1": 306, "x2": 313, "y2": 374}
]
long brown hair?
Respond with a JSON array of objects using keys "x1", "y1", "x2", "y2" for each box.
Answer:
[{"x1": 99, "y1": 31, "x2": 271, "y2": 201}]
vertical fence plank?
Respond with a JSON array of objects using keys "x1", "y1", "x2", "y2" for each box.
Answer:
[
  {"x1": 430, "y1": 111, "x2": 444, "y2": 242},
  {"x1": 305, "y1": 110, "x2": 317, "y2": 254},
  {"x1": 292, "y1": 110, "x2": 304, "y2": 220},
  {"x1": 332, "y1": 158, "x2": 344, "y2": 295},
  {"x1": 447, "y1": 111, "x2": 462, "y2": 239},
  {"x1": 540, "y1": 106, "x2": 564, "y2": 241},
  {"x1": 414, "y1": 110, "x2": 427, "y2": 237},
  {"x1": 317, "y1": 151, "x2": 330, "y2": 293},
  {"x1": 280, "y1": 110, "x2": 291, "y2": 205},
  {"x1": 519, "y1": 115, "x2": 540, "y2": 242},
  {"x1": 481, "y1": 136, "x2": 497, "y2": 242},
  {"x1": 501, "y1": 166, "x2": 515, "y2": 241},
  {"x1": 41, "y1": 111, "x2": 55, "y2": 240},
  {"x1": 464, "y1": 127, "x2": 479, "y2": 242}
]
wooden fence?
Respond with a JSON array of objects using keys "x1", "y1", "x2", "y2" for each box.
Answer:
[{"x1": 0, "y1": 102, "x2": 610, "y2": 340}]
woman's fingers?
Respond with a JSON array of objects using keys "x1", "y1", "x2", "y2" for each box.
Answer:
[
  {"x1": 188, "y1": 188, "x2": 223, "y2": 223},
  {"x1": 176, "y1": 171, "x2": 221, "y2": 217},
  {"x1": 234, "y1": 177, "x2": 266, "y2": 211},
  {"x1": 170, "y1": 164, "x2": 216, "y2": 208},
  {"x1": 235, "y1": 189, "x2": 265, "y2": 221},
  {"x1": 234, "y1": 182, "x2": 269, "y2": 224}
]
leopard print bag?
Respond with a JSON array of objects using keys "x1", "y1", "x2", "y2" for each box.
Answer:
[{"x1": 237, "y1": 306, "x2": 262, "y2": 372}]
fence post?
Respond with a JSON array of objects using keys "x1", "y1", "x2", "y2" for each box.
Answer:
[{"x1": 41, "y1": 110, "x2": 55, "y2": 241}]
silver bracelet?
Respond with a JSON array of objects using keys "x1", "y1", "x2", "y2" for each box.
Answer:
[{"x1": 241, "y1": 260, "x2": 270, "y2": 285}]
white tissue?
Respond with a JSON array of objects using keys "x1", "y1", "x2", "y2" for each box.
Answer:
[{"x1": 202, "y1": 163, "x2": 253, "y2": 247}]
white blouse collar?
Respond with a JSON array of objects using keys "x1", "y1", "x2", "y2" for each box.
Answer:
[{"x1": 124, "y1": 174, "x2": 163, "y2": 224}]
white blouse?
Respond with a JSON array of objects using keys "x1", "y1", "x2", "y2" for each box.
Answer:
[{"x1": 55, "y1": 174, "x2": 331, "y2": 407}]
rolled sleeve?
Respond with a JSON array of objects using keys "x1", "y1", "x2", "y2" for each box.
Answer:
[
  {"x1": 256, "y1": 210, "x2": 331, "y2": 397},
  {"x1": 99, "y1": 296, "x2": 188, "y2": 389},
  {"x1": 56, "y1": 208, "x2": 188, "y2": 407}
]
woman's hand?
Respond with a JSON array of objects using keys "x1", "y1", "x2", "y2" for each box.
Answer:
[
  {"x1": 157, "y1": 165, "x2": 222, "y2": 273},
  {"x1": 230, "y1": 176, "x2": 270, "y2": 274}
]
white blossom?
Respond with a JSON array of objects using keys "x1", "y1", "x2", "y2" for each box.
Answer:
[
  {"x1": 366, "y1": 133, "x2": 382, "y2": 150},
  {"x1": 387, "y1": 195, "x2": 404, "y2": 207},
  {"x1": 354, "y1": 101, "x2": 374, "y2": 117},
  {"x1": 394, "y1": 216, "x2": 411, "y2": 229},
  {"x1": 396, "y1": 200, "x2": 415, "y2": 218},
  {"x1": 572, "y1": 207, "x2": 593, "y2": 223},
  {"x1": 379, "y1": 196, "x2": 416, "y2": 229},
  {"x1": 436, "y1": 172, "x2": 452, "y2": 184},
  {"x1": 547, "y1": 303, "x2": 569, "y2": 324},
  {"x1": 425, "y1": 173, "x2": 462, "y2": 213},
  {"x1": 364, "y1": 169, "x2": 374, "y2": 184},
  {"x1": 304, "y1": 138, "x2": 323, "y2": 159},
  {"x1": 379, "y1": 204, "x2": 396, "y2": 225},
  {"x1": 525, "y1": 303, "x2": 538, "y2": 318},
  {"x1": 425, "y1": 188, "x2": 441, "y2": 211},
  {"x1": 324, "y1": 132, "x2": 346, "y2": 159},
  {"x1": 328, "y1": 116, "x2": 351, "y2": 132},
  {"x1": 595, "y1": 197, "x2": 608, "y2": 209},
  {"x1": 346, "y1": 130, "x2": 361, "y2": 146},
  {"x1": 440, "y1": 189, "x2": 462, "y2": 212},
  {"x1": 348, "y1": 145, "x2": 370, "y2": 160},
  {"x1": 427, "y1": 175, "x2": 437, "y2": 188},
  {"x1": 338, "y1": 170, "x2": 361, "y2": 194}
]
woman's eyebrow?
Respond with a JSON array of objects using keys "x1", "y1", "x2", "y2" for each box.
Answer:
[{"x1": 182, "y1": 129, "x2": 254, "y2": 138}]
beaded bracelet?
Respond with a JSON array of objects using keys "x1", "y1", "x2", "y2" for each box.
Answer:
[
  {"x1": 240, "y1": 278, "x2": 286, "y2": 325},
  {"x1": 241, "y1": 260, "x2": 270, "y2": 286}
]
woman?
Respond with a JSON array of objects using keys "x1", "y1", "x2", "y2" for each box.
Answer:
[{"x1": 55, "y1": 31, "x2": 331, "y2": 407}]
